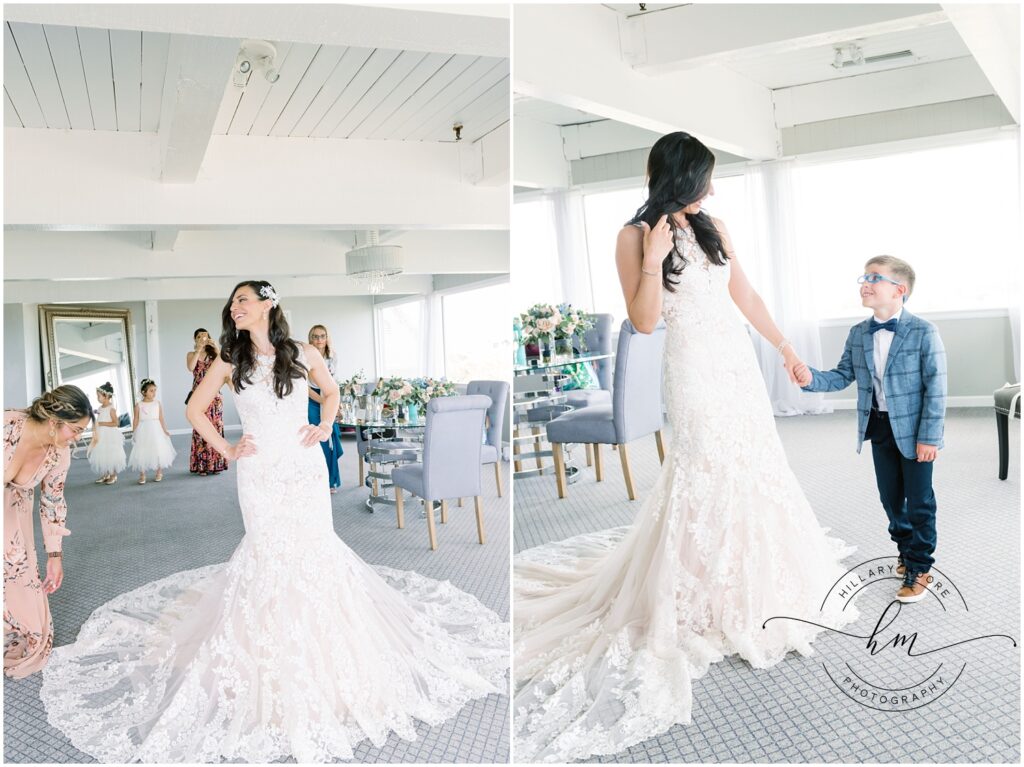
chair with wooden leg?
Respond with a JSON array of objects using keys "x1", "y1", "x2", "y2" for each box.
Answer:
[
  {"x1": 565, "y1": 312, "x2": 615, "y2": 410},
  {"x1": 391, "y1": 395, "x2": 491, "y2": 550},
  {"x1": 546, "y1": 319, "x2": 667, "y2": 501},
  {"x1": 467, "y1": 380, "x2": 510, "y2": 498}
]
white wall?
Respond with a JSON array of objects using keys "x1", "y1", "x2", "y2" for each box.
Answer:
[{"x1": 817, "y1": 312, "x2": 1015, "y2": 405}]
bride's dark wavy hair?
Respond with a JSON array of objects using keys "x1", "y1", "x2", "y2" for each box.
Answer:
[
  {"x1": 627, "y1": 131, "x2": 727, "y2": 292},
  {"x1": 219, "y1": 280, "x2": 307, "y2": 399}
]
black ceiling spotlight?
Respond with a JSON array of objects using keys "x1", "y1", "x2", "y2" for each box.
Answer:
[{"x1": 453, "y1": 123, "x2": 464, "y2": 142}]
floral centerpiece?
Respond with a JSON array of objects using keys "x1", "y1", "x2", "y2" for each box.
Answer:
[
  {"x1": 373, "y1": 376, "x2": 415, "y2": 406},
  {"x1": 518, "y1": 302, "x2": 595, "y2": 356},
  {"x1": 338, "y1": 370, "x2": 366, "y2": 399}
]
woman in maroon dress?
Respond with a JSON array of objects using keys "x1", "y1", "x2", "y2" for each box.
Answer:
[{"x1": 186, "y1": 328, "x2": 229, "y2": 476}]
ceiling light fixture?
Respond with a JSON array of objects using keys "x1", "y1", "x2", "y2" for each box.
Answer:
[
  {"x1": 233, "y1": 40, "x2": 281, "y2": 88},
  {"x1": 346, "y1": 231, "x2": 404, "y2": 295}
]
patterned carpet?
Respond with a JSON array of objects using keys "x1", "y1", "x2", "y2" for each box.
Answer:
[
  {"x1": 513, "y1": 408, "x2": 1020, "y2": 763},
  {"x1": 4, "y1": 433, "x2": 510, "y2": 764}
]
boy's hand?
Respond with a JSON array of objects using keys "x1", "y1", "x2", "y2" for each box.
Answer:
[
  {"x1": 790, "y1": 361, "x2": 812, "y2": 387},
  {"x1": 916, "y1": 443, "x2": 938, "y2": 462}
]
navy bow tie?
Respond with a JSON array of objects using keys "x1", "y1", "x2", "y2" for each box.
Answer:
[{"x1": 869, "y1": 318, "x2": 899, "y2": 335}]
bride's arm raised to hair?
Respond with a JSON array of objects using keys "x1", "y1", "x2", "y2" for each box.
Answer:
[
  {"x1": 299, "y1": 344, "x2": 339, "y2": 448},
  {"x1": 718, "y1": 217, "x2": 801, "y2": 384},
  {"x1": 185, "y1": 356, "x2": 238, "y2": 458},
  {"x1": 616, "y1": 214, "x2": 673, "y2": 334}
]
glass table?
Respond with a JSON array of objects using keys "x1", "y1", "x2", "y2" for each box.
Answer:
[
  {"x1": 512, "y1": 352, "x2": 614, "y2": 482},
  {"x1": 338, "y1": 418, "x2": 425, "y2": 511}
]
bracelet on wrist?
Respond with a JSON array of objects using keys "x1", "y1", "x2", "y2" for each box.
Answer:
[
  {"x1": 47, "y1": 551, "x2": 62, "y2": 559},
  {"x1": 641, "y1": 266, "x2": 660, "y2": 277},
  {"x1": 776, "y1": 339, "x2": 791, "y2": 356}
]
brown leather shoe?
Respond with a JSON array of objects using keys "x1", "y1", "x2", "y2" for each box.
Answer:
[
  {"x1": 896, "y1": 556, "x2": 906, "y2": 576},
  {"x1": 896, "y1": 572, "x2": 931, "y2": 603}
]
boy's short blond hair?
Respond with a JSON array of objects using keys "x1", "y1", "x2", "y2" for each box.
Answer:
[{"x1": 865, "y1": 255, "x2": 916, "y2": 299}]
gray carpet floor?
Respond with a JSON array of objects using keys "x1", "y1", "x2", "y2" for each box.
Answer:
[
  {"x1": 513, "y1": 408, "x2": 1020, "y2": 763},
  {"x1": 5, "y1": 433, "x2": 510, "y2": 764}
]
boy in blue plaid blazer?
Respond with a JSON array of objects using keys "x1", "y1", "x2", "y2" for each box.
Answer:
[{"x1": 796, "y1": 256, "x2": 947, "y2": 604}]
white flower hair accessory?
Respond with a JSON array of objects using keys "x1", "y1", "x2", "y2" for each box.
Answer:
[{"x1": 259, "y1": 284, "x2": 280, "y2": 308}]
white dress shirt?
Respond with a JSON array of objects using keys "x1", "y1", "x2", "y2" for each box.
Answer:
[{"x1": 872, "y1": 307, "x2": 903, "y2": 412}]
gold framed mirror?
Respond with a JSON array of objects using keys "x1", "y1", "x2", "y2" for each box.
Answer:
[{"x1": 38, "y1": 305, "x2": 138, "y2": 430}]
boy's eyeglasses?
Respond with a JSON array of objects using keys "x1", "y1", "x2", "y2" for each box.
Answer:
[{"x1": 857, "y1": 273, "x2": 903, "y2": 287}]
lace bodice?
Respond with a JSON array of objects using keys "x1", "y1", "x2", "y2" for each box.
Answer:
[
  {"x1": 230, "y1": 350, "x2": 310, "y2": 460},
  {"x1": 660, "y1": 226, "x2": 734, "y2": 327}
]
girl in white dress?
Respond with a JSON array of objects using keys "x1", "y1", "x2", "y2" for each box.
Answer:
[
  {"x1": 87, "y1": 383, "x2": 125, "y2": 485},
  {"x1": 129, "y1": 379, "x2": 176, "y2": 484}
]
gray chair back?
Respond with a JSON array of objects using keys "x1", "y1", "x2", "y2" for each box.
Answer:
[
  {"x1": 466, "y1": 380, "x2": 509, "y2": 450},
  {"x1": 422, "y1": 394, "x2": 491, "y2": 500},
  {"x1": 612, "y1": 319, "x2": 666, "y2": 443},
  {"x1": 581, "y1": 313, "x2": 615, "y2": 391}
]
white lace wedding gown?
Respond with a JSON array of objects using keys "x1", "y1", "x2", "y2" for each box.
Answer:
[
  {"x1": 40, "y1": 350, "x2": 508, "y2": 763},
  {"x1": 513, "y1": 227, "x2": 859, "y2": 763}
]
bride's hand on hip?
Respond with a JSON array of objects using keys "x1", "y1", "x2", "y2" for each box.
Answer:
[
  {"x1": 640, "y1": 214, "x2": 674, "y2": 269},
  {"x1": 298, "y1": 424, "x2": 329, "y2": 448},
  {"x1": 226, "y1": 434, "x2": 257, "y2": 461}
]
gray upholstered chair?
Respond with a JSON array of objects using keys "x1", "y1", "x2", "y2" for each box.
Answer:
[
  {"x1": 391, "y1": 394, "x2": 491, "y2": 550},
  {"x1": 995, "y1": 382, "x2": 1020, "y2": 480},
  {"x1": 565, "y1": 312, "x2": 614, "y2": 410},
  {"x1": 546, "y1": 319, "x2": 667, "y2": 500},
  {"x1": 466, "y1": 380, "x2": 509, "y2": 496}
]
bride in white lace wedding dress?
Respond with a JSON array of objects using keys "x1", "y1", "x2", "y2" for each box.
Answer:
[
  {"x1": 513, "y1": 134, "x2": 858, "y2": 763},
  {"x1": 40, "y1": 281, "x2": 508, "y2": 763}
]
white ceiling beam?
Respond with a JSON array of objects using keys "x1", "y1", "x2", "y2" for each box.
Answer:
[
  {"x1": 514, "y1": 4, "x2": 778, "y2": 160},
  {"x1": 3, "y1": 4, "x2": 509, "y2": 58},
  {"x1": 512, "y1": 113, "x2": 569, "y2": 190},
  {"x1": 5, "y1": 129, "x2": 508, "y2": 228},
  {"x1": 773, "y1": 56, "x2": 995, "y2": 128},
  {"x1": 4, "y1": 229, "x2": 509, "y2": 281},
  {"x1": 459, "y1": 120, "x2": 510, "y2": 186},
  {"x1": 562, "y1": 121, "x2": 663, "y2": 160},
  {"x1": 150, "y1": 229, "x2": 179, "y2": 250},
  {"x1": 942, "y1": 3, "x2": 1020, "y2": 123},
  {"x1": 4, "y1": 274, "x2": 437, "y2": 305},
  {"x1": 158, "y1": 34, "x2": 240, "y2": 183},
  {"x1": 623, "y1": 3, "x2": 946, "y2": 74}
]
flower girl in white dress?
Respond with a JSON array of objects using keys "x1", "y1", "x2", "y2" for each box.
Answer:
[
  {"x1": 129, "y1": 379, "x2": 176, "y2": 484},
  {"x1": 87, "y1": 382, "x2": 125, "y2": 485}
]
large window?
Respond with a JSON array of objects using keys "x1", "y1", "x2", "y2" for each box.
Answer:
[
  {"x1": 512, "y1": 198, "x2": 561, "y2": 310},
  {"x1": 793, "y1": 135, "x2": 1020, "y2": 318},
  {"x1": 581, "y1": 175, "x2": 754, "y2": 323},
  {"x1": 442, "y1": 280, "x2": 510, "y2": 382},
  {"x1": 375, "y1": 298, "x2": 424, "y2": 378}
]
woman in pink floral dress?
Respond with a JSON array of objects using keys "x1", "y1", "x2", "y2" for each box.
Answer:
[
  {"x1": 4, "y1": 386, "x2": 92, "y2": 678},
  {"x1": 186, "y1": 328, "x2": 229, "y2": 476}
]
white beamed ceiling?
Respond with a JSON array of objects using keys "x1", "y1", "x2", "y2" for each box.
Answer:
[{"x1": 4, "y1": 20, "x2": 509, "y2": 143}]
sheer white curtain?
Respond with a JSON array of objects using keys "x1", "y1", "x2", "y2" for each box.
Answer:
[
  {"x1": 551, "y1": 191, "x2": 595, "y2": 311},
  {"x1": 424, "y1": 292, "x2": 445, "y2": 379},
  {"x1": 743, "y1": 160, "x2": 831, "y2": 415}
]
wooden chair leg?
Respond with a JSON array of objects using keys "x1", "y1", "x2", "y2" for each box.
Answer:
[
  {"x1": 585, "y1": 443, "x2": 593, "y2": 466},
  {"x1": 513, "y1": 428, "x2": 523, "y2": 473},
  {"x1": 371, "y1": 462, "x2": 379, "y2": 497},
  {"x1": 474, "y1": 496, "x2": 486, "y2": 544},
  {"x1": 655, "y1": 430, "x2": 666, "y2": 464},
  {"x1": 532, "y1": 426, "x2": 543, "y2": 472},
  {"x1": 619, "y1": 442, "x2": 636, "y2": 500},
  {"x1": 395, "y1": 487, "x2": 405, "y2": 529},
  {"x1": 494, "y1": 462, "x2": 503, "y2": 497},
  {"x1": 358, "y1": 455, "x2": 365, "y2": 486},
  {"x1": 425, "y1": 500, "x2": 438, "y2": 550},
  {"x1": 440, "y1": 499, "x2": 449, "y2": 524},
  {"x1": 458, "y1": 497, "x2": 464, "y2": 507},
  {"x1": 552, "y1": 442, "x2": 567, "y2": 499},
  {"x1": 612, "y1": 444, "x2": 618, "y2": 451},
  {"x1": 593, "y1": 443, "x2": 603, "y2": 481}
]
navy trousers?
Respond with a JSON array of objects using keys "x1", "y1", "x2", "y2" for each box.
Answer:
[{"x1": 865, "y1": 407, "x2": 937, "y2": 573}]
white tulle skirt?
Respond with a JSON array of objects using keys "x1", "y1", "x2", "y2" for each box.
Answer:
[
  {"x1": 87, "y1": 426, "x2": 126, "y2": 475},
  {"x1": 128, "y1": 421, "x2": 177, "y2": 472}
]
